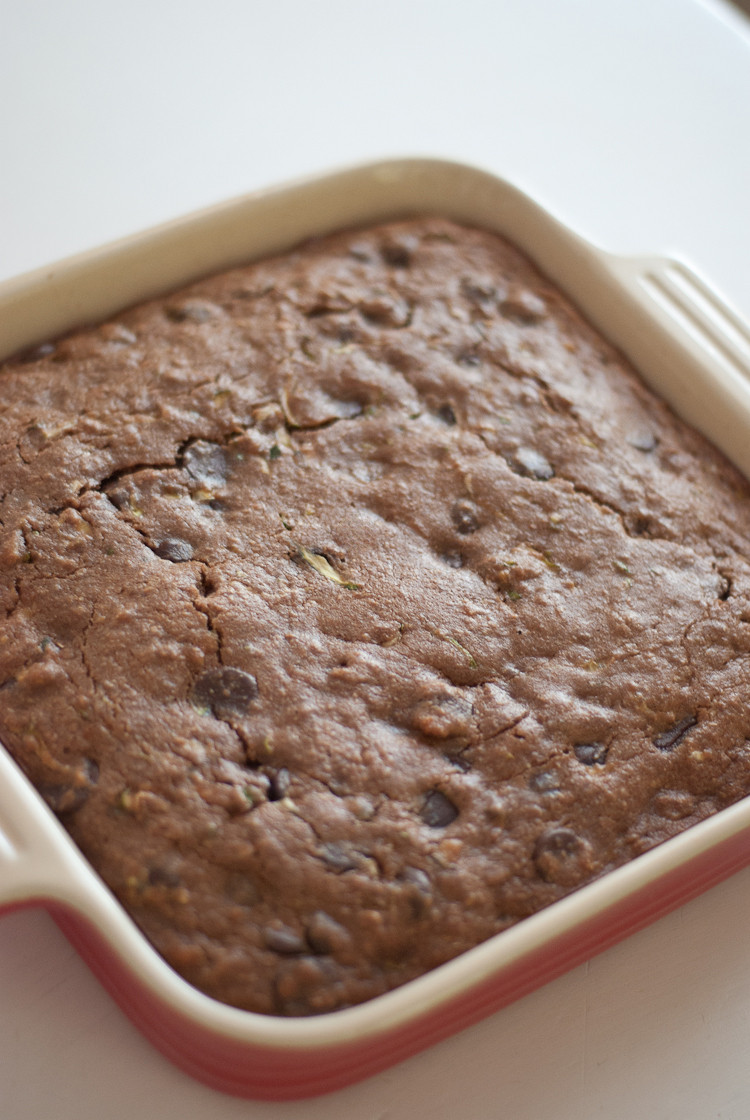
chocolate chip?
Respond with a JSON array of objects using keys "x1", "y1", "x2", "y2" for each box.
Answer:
[
  {"x1": 401, "y1": 866, "x2": 432, "y2": 893},
  {"x1": 39, "y1": 758, "x2": 98, "y2": 817},
  {"x1": 267, "y1": 767, "x2": 291, "y2": 801},
  {"x1": 451, "y1": 499, "x2": 481, "y2": 535},
  {"x1": 510, "y1": 447, "x2": 554, "y2": 480},
  {"x1": 22, "y1": 426, "x2": 48, "y2": 453},
  {"x1": 627, "y1": 515, "x2": 652, "y2": 537},
  {"x1": 529, "y1": 770, "x2": 560, "y2": 793},
  {"x1": 421, "y1": 789, "x2": 459, "y2": 828},
  {"x1": 574, "y1": 742, "x2": 609, "y2": 766},
  {"x1": 652, "y1": 789, "x2": 696, "y2": 821},
  {"x1": 500, "y1": 289, "x2": 546, "y2": 323},
  {"x1": 533, "y1": 827, "x2": 593, "y2": 886},
  {"x1": 191, "y1": 667, "x2": 259, "y2": 719},
  {"x1": 18, "y1": 341, "x2": 56, "y2": 364},
  {"x1": 106, "y1": 484, "x2": 133, "y2": 511},
  {"x1": 263, "y1": 924, "x2": 306, "y2": 954},
  {"x1": 628, "y1": 431, "x2": 658, "y2": 453},
  {"x1": 381, "y1": 240, "x2": 413, "y2": 268},
  {"x1": 101, "y1": 323, "x2": 137, "y2": 346},
  {"x1": 653, "y1": 715, "x2": 698, "y2": 751},
  {"x1": 350, "y1": 795, "x2": 376, "y2": 821},
  {"x1": 154, "y1": 537, "x2": 194, "y2": 562},
  {"x1": 348, "y1": 244, "x2": 373, "y2": 263},
  {"x1": 148, "y1": 865, "x2": 181, "y2": 888},
  {"x1": 165, "y1": 300, "x2": 217, "y2": 323},
  {"x1": 306, "y1": 911, "x2": 352, "y2": 954},
  {"x1": 461, "y1": 278, "x2": 497, "y2": 313},
  {"x1": 436, "y1": 403, "x2": 457, "y2": 426},
  {"x1": 274, "y1": 955, "x2": 339, "y2": 1014},
  {"x1": 401, "y1": 866, "x2": 433, "y2": 919},
  {"x1": 39, "y1": 782, "x2": 91, "y2": 816},
  {"x1": 359, "y1": 294, "x2": 412, "y2": 328},
  {"x1": 181, "y1": 440, "x2": 228, "y2": 488},
  {"x1": 320, "y1": 842, "x2": 360, "y2": 872}
]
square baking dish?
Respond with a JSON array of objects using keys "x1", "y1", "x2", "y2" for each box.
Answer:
[{"x1": 1, "y1": 158, "x2": 750, "y2": 1101}]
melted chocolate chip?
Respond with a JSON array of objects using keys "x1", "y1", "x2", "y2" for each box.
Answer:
[
  {"x1": 148, "y1": 865, "x2": 181, "y2": 888},
  {"x1": 267, "y1": 767, "x2": 291, "y2": 801},
  {"x1": 166, "y1": 300, "x2": 217, "y2": 323},
  {"x1": 381, "y1": 241, "x2": 412, "y2": 268},
  {"x1": 39, "y1": 782, "x2": 91, "y2": 816},
  {"x1": 38, "y1": 758, "x2": 98, "y2": 817},
  {"x1": 274, "y1": 955, "x2": 339, "y2": 1015},
  {"x1": 529, "y1": 770, "x2": 560, "y2": 793},
  {"x1": 306, "y1": 911, "x2": 352, "y2": 954},
  {"x1": 18, "y1": 341, "x2": 56, "y2": 364},
  {"x1": 106, "y1": 484, "x2": 133, "y2": 511},
  {"x1": 461, "y1": 278, "x2": 497, "y2": 313},
  {"x1": 533, "y1": 827, "x2": 592, "y2": 886},
  {"x1": 191, "y1": 667, "x2": 259, "y2": 719},
  {"x1": 500, "y1": 289, "x2": 546, "y2": 323},
  {"x1": 154, "y1": 537, "x2": 194, "y2": 562},
  {"x1": 401, "y1": 866, "x2": 433, "y2": 919},
  {"x1": 320, "y1": 843, "x2": 360, "y2": 872},
  {"x1": 421, "y1": 789, "x2": 459, "y2": 828},
  {"x1": 627, "y1": 515, "x2": 653, "y2": 537},
  {"x1": 436, "y1": 403, "x2": 457, "y2": 426},
  {"x1": 348, "y1": 244, "x2": 373, "y2": 263},
  {"x1": 653, "y1": 715, "x2": 698, "y2": 752},
  {"x1": 402, "y1": 865, "x2": 432, "y2": 893},
  {"x1": 451, "y1": 499, "x2": 481, "y2": 535},
  {"x1": 574, "y1": 742, "x2": 609, "y2": 766},
  {"x1": 359, "y1": 294, "x2": 411, "y2": 328},
  {"x1": 182, "y1": 440, "x2": 228, "y2": 488},
  {"x1": 263, "y1": 924, "x2": 306, "y2": 954},
  {"x1": 628, "y1": 431, "x2": 659, "y2": 453},
  {"x1": 22, "y1": 426, "x2": 48, "y2": 453},
  {"x1": 652, "y1": 789, "x2": 696, "y2": 821}
]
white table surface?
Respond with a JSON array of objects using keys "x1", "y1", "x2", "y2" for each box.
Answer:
[{"x1": 2, "y1": 1, "x2": 750, "y2": 1116}]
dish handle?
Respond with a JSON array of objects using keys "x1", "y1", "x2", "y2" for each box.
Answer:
[
  {"x1": 590, "y1": 253, "x2": 750, "y2": 480},
  {"x1": 0, "y1": 746, "x2": 79, "y2": 912},
  {"x1": 606, "y1": 254, "x2": 750, "y2": 391}
]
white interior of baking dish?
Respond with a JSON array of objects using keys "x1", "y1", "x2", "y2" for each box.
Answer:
[{"x1": 1, "y1": 157, "x2": 750, "y2": 1056}]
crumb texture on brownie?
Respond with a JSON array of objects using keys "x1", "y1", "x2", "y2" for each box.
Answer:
[{"x1": 2, "y1": 219, "x2": 750, "y2": 1015}]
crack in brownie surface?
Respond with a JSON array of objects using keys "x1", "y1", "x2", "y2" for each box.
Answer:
[{"x1": 2, "y1": 218, "x2": 750, "y2": 1015}]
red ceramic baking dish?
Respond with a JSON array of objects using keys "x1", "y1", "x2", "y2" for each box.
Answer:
[{"x1": 2, "y1": 158, "x2": 750, "y2": 1100}]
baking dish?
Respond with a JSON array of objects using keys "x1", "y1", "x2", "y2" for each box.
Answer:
[{"x1": 1, "y1": 157, "x2": 750, "y2": 1100}]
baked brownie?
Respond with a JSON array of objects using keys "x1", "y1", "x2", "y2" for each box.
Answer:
[{"x1": 1, "y1": 218, "x2": 750, "y2": 1016}]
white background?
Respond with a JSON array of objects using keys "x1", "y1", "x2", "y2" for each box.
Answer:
[{"x1": 2, "y1": 1, "x2": 750, "y2": 1116}]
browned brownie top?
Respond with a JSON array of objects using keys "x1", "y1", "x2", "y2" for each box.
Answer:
[{"x1": 2, "y1": 218, "x2": 750, "y2": 1015}]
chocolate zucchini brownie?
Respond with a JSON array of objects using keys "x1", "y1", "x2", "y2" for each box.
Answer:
[{"x1": 2, "y1": 218, "x2": 750, "y2": 1015}]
